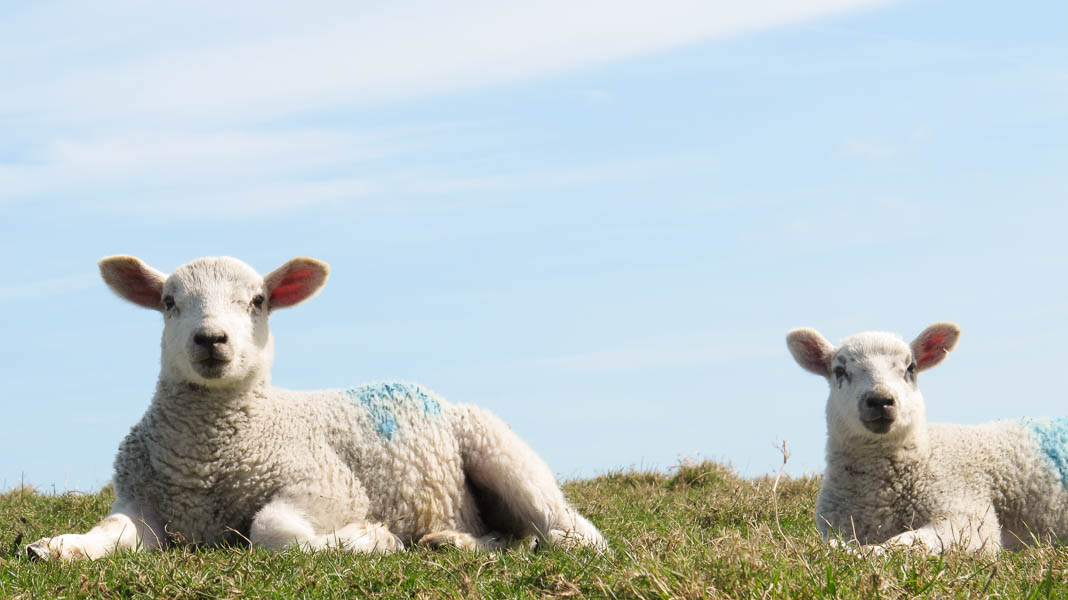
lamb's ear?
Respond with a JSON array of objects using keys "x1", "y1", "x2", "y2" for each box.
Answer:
[
  {"x1": 99, "y1": 255, "x2": 167, "y2": 311},
  {"x1": 911, "y1": 322, "x2": 960, "y2": 372},
  {"x1": 264, "y1": 257, "x2": 330, "y2": 310},
  {"x1": 787, "y1": 328, "x2": 834, "y2": 377}
]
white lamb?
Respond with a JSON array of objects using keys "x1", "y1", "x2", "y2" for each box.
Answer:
[
  {"x1": 788, "y1": 322, "x2": 1068, "y2": 554},
  {"x1": 27, "y1": 255, "x2": 605, "y2": 561}
]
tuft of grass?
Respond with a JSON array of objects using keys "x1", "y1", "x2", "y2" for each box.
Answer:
[{"x1": 3, "y1": 463, "x2": 1068, "y2": 598}]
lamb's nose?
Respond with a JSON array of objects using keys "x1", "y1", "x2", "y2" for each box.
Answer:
[
  {"x1": 193, "y1": 329, "x2": 228, "y2": 347},
  {"x1": 862, "y1": 392, "x2": 895, "y2": 410}
]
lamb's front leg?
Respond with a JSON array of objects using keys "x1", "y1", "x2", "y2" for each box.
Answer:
[
  {"x1": 26, "y1": 501, "x2": 164, "y2": 561},
  {"x1": 878, "y1": 510, "x2": 1002, "y2": 555},
  {"x1": 249, "y1": 497, "x2": 402, "y2": 554},
  {"x1": 417, "y1": 530, "x2": 518, "y2": 551}
]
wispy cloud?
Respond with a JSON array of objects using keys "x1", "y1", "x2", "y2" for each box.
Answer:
[
  {"x1": 46, "y1": 130, "x2": 399, "y2": 174},
  {"x1": 398, "y1": 152, "x2": 718, "y2": 195},
  {"x1": 3, "y1": 132, "x2": 713, "y2": 216},
  {"x1": 0, "y1": 127, "x2": 420, "y2": 207},
  {"x1": 842, "y1": 137, "x2": 898, "y2": 159},
  {"x1": 0, "y1": 274, "x2": 99, "y2": 304},
  {"x1": 2, "y1": 1, "x2": 894, "y2": 126},
  {"x1": 122, "y1": 177, "x2": 381, "y2": 218},
  {"x1": 528, "y1": 334, "x2": 780, "y2": 372},
  {"x1": 842, "y1": 126, "x2": 935, "y2": 159},
  {"x1": 0, "y1": 0, "x2": 896, "y2": 214}
]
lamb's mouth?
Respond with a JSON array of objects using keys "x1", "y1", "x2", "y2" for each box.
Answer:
[
  {"x1": 861, "y1": 417, "x2": 895, "y2": 434},
  {"x1": 193, "y1": 357, "x2": 231, "y2": 378}
]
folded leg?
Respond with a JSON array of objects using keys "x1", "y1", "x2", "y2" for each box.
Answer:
[
  {"x1": 454, "y1": 405, "x2": 606, "y2": 550},
  {"x1": 249, "y1": 496, "x2": 402, "y2": 553},
  {"x1": 26, "y1": 501, "x2": 164, "y2": 561}
]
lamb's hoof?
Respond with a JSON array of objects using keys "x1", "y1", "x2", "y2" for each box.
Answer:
[
  {"x1": 866, "y1": 544, "x2": 890, "y2": 557},
  {"x1": 547, "y1": 528, "x2": 608, "y2": 551},
  {"x1": 826, "y1": 538, "x2": 864, "y2": 556},
  {"x1": 24, "y1": 536, "x2": 88, "y2": 562},
  {"x1": 516, "y1": 535, "x2": 538, "y2": 551},
  {"x1": 418, "y1": 530, "x2": 479, "y2": 551},
  {"x1": 26, "y1": 538, "x2": 56, "y2": 561},
  {"x1": 332, "y1": 523, "x2": 404, "y2": 554}
]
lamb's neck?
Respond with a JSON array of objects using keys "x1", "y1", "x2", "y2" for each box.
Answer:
[
  {"x1": 151, "y1": 376, "x2": 270, "y2": 416},
  {"x1": 826, "y1": 426, "x2": 931, "y2": 475},
  {"x1": 143, "y1": 379, "x2": 273, "y2": 465}
]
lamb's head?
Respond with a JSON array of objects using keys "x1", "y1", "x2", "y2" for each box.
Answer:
[
  {"x1": 98, "y1": 255, "x2": 329, "y2": 388},
  {"x1": 787, "y1": 323, "x2": 960, "y2": 441}
]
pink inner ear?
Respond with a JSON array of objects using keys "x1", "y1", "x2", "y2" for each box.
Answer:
[
  {"x1": 114, "y1": 264, "x2": 163, "y2": 307},
  {"x1": 793, "y1": 335, "x2": 830, "y2": 375},
  {"x1": 800, "y1": 338, "x2": 822, "y2": 359},
  {"x1": 270, "y1": 267, "x2": 321, "y2": 306},
  {"x1": 916, "y1": 332, "x2": 949, "y2": 367}
]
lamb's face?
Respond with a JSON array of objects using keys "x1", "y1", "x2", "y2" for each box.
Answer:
[
  {"x1": 161, "y1": 258, "x2": 273, "y2": 387},
  {"x1": 787, "y1": 323, "x2": 960, "y2": 444},
  {"x1": 826, "y1": 333, "x2": 923, "y2": 439},
  {"x1": 98, "y1": 255, "x2": 330, "y2": 390}
]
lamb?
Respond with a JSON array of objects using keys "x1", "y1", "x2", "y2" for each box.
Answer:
[
  {"x1": 788, "y1": 322, "x2": 1068, "y2": 554},
  {"x1": 27, "y1": 255, "x2": 605, "y2": 561}
]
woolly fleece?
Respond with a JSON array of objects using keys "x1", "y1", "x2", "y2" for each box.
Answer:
[
  {"x1": 789, "y1": 324, "x2": 1068, "y2": 554},
  {"x1": 26, "y1": 256, "x2": 605, "y2": 561}
]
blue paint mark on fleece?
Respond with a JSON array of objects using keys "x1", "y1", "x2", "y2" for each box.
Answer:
[
  {"x1": 344, "y1": 383, "x2": 441, "y2": 441},
  {"x1": 416, "y1": 386, "x2": 442, "y2": 417},
  {"x1": 1021, "y1": 417, "x2": 1068, "y2": 488}
]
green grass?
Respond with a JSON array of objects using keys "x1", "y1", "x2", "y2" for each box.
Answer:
[{"x1": 3, "y1": 462, "x2": 1068, "y2": 599}]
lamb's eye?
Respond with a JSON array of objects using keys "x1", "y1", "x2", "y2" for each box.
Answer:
[
  {"x1": 251, "y1": 294, "x2": 265, "y2": 310},
  {"x1": 833, "y1": 366, "x2": 847, "y2": 381},
  {"x1": 163, "y1": 296, "x2": 175, "y2": 310},
  {"x1": 906, "y1": 361, "x2": 917, "y2": 380}
]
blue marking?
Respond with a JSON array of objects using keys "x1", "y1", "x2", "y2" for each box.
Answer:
[
  {"x1": 344, "y1": 383, "x2": 441, "y2": 441},
  {"x1": 1021, "y1": 417, "x2": 1068, "y2": 487},
  {"x1": 412, "y1": 385, "x2": 442, "y2": 417}
]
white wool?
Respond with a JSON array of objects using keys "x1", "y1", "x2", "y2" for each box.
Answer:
[
  {"x1": 788, "y1": 323, "x2": 1068, "y2": 554},
  {"x1": 27, "y1": 256, "x2": 604, "y2": 561}
]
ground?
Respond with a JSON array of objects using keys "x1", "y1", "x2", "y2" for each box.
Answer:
[{"x1": 3, "y1": 461, "x2": 1068, "y2": 599}]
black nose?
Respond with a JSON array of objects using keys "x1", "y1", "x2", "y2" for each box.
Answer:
[
  {"x1": 862, "y1": 392, "x2": 895, "y2": 410},
  {"x1": 193, "y1": 329, "x2": 228, "y2": 347}
]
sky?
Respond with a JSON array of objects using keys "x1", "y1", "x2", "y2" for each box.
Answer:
[{"x1": 2, "y1": 0, "x2": 1067, "y2": 491}]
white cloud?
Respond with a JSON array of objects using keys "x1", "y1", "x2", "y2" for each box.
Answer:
[
  {"x1": 842, "y1": 126, "x2": 935, "y2": 159},
  {"x1": 0, "y1": 274, "x2": 98, "y2": 304},
  {"x1": 399, "y1": 152, "x2": 717, "y2": 195},
  {"x1": 1, "y1": 0, "x2": 894, "y2": 126},
  {"x1": 843, "y1": 137, "x2": 898, "y2": 158},
  {"x1": 124, "y1": 177, "x2": 380, "y2": 218},
  {"x1": 0, "y1": 0, "x2": 897, "y2": 214},
  {"x1": 47, "y1": 130, "x2": 394, "y2": 174},
  {"x1": 0, "y1": 128, "x2": 416, "y2": 206},
  {"x1": 1, "y1": 128, "x2": 713, "y2": 215},
  {"x1": 529, "y1": 335, "x2": 779, "y2": 372}
]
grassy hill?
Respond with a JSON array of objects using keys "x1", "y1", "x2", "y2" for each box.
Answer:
[{"x1": 3, "y1": 461, "x2": 1066, "y2": 599}]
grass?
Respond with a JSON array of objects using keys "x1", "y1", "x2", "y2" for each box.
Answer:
[{"x1": 3, "y1": 461, "x2": 1068, "y2": 599}]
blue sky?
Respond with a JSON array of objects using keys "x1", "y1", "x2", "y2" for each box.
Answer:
[{"x1": 2, "y1": 0, "x2": 1066, "y2": 490}]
